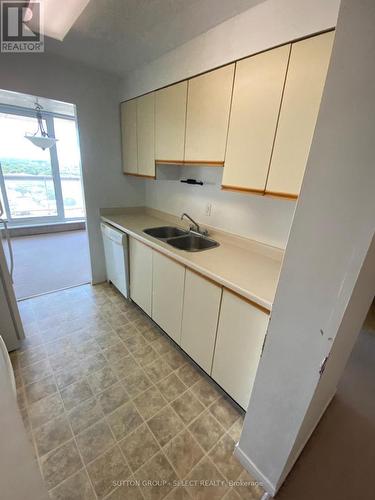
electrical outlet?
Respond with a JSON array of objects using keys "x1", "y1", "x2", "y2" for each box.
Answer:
[{"x1": 205, "y1": 203, "x2": 212, "y2": 216}]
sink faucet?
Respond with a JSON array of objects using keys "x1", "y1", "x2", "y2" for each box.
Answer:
[{"x1": 181, "y1": 213, "x2": 208, "y2": 236}]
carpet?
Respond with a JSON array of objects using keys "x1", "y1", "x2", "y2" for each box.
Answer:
[{"x1": 11, "y1": 230, "x2": 91, "y2": 300}]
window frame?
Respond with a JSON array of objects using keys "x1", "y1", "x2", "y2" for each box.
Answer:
[{"x1": 0, "y1": 103, "x2": 84, "y2": 226}]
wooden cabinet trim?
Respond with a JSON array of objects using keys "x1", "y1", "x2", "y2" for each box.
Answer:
[
  {"x1": 155, "y1": 159, "x2": 224, "y2": 166},
  {"x1": 264, "y1": 190, "x2": 298, "y2": 200},
  {"x1": 124, "y1": 173, "x2": 156, "y2": 179},
  {"x1": 221, "y1": 185, "x2": 264, "y2": 195}
]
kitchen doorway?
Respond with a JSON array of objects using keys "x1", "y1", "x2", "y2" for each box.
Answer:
[{"x1": 0, "y1": 89, "x2": 91, "y2": 299}]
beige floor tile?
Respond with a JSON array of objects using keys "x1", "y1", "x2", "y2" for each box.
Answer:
[
  {"x1": 54, "y1": 365, "x2": 86, "y2": 390},
  {"x1": 107, "y1": 400, "x2": 143, "y2": 440},
  {"x1": 82, "y1": 352, "x2": 109, "y2": 373},
  {"x1": 209, "y1": 434, "x2": 244, "y2": 481},
  {"x1": 87, "y1": 445, "x2": 130, "y2": 499},
  {"x1": 105, "y1": 312, "x2": 130, "y2": 329},
  {"x1": 111, "y1": 355, "x2": 140, "y2": 381},
  {"x1": 132, "y1": 344, "x2": 160, "y2": 367},
  {"x1": 49, "y1": 468, "x2": 95, "y2": 500},
  {"x1": 115, "y1": 323, "x2": 139, "y2": 342},
  {"x1": 134, "y1": 451, "x2": 177, "y2": 500},
  {"x1": 185, "y1": 456, "x2": 227, "y2": 500},
  {"x1": 40, "y1": 439, "x2": 83, "y2": 490},
  {"x1": 94, "y1": 331, "x2": 122, "y2": 350},
  {"x1": 21, "y1": 358, "x2": 51, "y2": 385},
  {"x1": 24, "y1": 376, "x2": 57, "y2": 405},
  {"x1": 119, "y1": 423, "x2": 160, "y2": 473},
  {"x1": 106, "y1": 483, "x2": 144, "y2": 499},
  {"x1": 68, "y1": 397, "x2": 104, "y2": 434},
  {"x1": 134, "y1": 386, "x2": 167, "y2": 420},
  {"x1": 19, "y1": 345, "x2": 46, "y2": 368},
  {"x1": 34, "y1": 414, "x2": 73, "y2": 457},
  {"x1": 144, "y1": 358, "x2": 173, "y2": 382},
  {"x1": 164, "y1": 429, "x2": 204, "y2": 478},
  {"x1": 171, "y1": 390, "x2": 205, "y2": 425},
  {"x1": 151, "y1": 336, "x2": 175, "y2": 356},
  {"x1": 228, "y1": 417, "x2": 244, "y2": 443},
  {"x1": 165, "y1": 487, "x2": 190, "y2": 499},
  {"x1": 121, "y1": 367, "x2": 152, "y2": 397},
  {"x1": 133, "y1": 316, "x2": 153, "y2": 334},
  {"x1": 156, "y1": 373, "x2": 187, "y2": 403},
  {"x1": 141, "y1": 325, "x2": 160, "y2": 343},
  {"x1": 60, "y1": 379, "x2": 93, "y2": 411},
  {"x1": 209, "y1": 397, "x2": 240, "y2": 430},
  {"x1": 103, "y1": 342, "x2": 130, "y2": 364},
  {"x1": 75, "y1": 338, "x2": 102, "y2": 359},
  {"x1": 235, "y1": 470, "x2": 264, "y2": 500},
  {"x1": 86, "y1": 366, "x2": 119, "y2": 395},
  {"x1": 97, "y1": 382, "x2": 129, "y2": 415},
  {"x1": 148, "y1": 406, "x2": 184, "y2": 447},
  {"x1": 163, "y1": 349, "x2": 187, "y2": 371},
  {"x1": 125, "y1": 308, "x2": 143, "y2": 322},
  {"x1": 76, "y1": 419, "x2": 115, "y2": 464},
  {"x1": 189, "y1": 411, "x2": 225, "y2": 453},
  {"x1": 28, "y1": 392, "x2": 64, "y2": 429},
  {"x1": 17, "y1": 387, "x2": 26, "y2": 410},
  {"x1": 191, "y1": 378, "x2": 221, "y2": 407},
  {"x1": 176, "y1": 362, "x2": 202, "y2": 387},
  {"x1": 222, "y1": 489, "x2": 241, "y2": 500},
  {"x1": 124, "y1": 334, "x2": 149, "y2": 355}
]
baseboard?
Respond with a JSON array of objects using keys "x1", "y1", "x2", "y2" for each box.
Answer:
[
  {"x1": 234, "y1": 443, "x2": 277, "y2": 497},
  {"x1": 7, "y1": 221, "x2": 85, "y2": 237},
  {"x1": 234, "y1": 390, "x2": 336, "y2": 498}
]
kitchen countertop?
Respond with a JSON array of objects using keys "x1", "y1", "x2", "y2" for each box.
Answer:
[{"x1": 101, "y1": 207, "x2": 284, "y2": 311}]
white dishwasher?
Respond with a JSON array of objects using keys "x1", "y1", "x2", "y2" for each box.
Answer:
[{"x1": 101, "y1": 222, "x2": 129, "y2": 298}]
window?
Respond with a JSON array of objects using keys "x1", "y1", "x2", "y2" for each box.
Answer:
[{"x1": 0, "y1": 105, "x2": 85, "y2": 225}]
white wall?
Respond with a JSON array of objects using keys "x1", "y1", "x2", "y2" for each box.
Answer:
[
  {"x1": 146, "y1": 170, "x2": 295, "y2": 248},
  {"x1": 0, "y1": 53, "x2": 145, "y2": 282},
  {"x1": 237, "y1": 0, "x2": 375, "y2": 494},
  {"x1": 121, "y1": 0, "x2": 340, "y2": 248}
]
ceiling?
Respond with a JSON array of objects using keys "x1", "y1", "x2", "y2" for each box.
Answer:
[{"x1": 44, "y1": 0, "x2": 265, "y2": 77}]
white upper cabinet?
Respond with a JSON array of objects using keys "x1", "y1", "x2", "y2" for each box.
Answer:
[
  {"x1": 266, "y1": 31, "x2": 334, "y2": 197},
  {"x1": 120, "y1": 100, "x2": 137, "y2": 174},
  {"x1": 223, "y1": 45, "x2": 290, "y2": 192},
  {"x1": 136, "y1": 92, "x2": 155, "y2": 177},
  {"x1": 212, "y1": 289, "x2": 269, "y2": 409},
  {"x1": 152, "y1": 251, "x2": 185, "y2": 345},
  {"x1": 181, "y1": 270, "x2": 222, "y2": 373},
  {"x1": 155, "y1": 82, "x2": 187, "y2": 162},
  {"x1": 184, "y1": 64, "x2": 235, "y2": 163}
]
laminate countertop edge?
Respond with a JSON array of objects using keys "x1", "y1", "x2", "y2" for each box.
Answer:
[{"x1": 101, "y1": 211, "x2": 283, "y2": 312}]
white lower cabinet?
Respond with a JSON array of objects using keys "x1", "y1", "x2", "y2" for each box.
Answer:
[
  {"x1": 212, "y1": 289, "x2": 269, "y2": 409},
  {"x1": 152, "y1": 251, "x2": 185, "y2": 344},
  {"x1": 129, "y1": 238, "x2": 152, "y2": 316},
  {"x1": 181, "y1": 270, "x2": 222, "y2": 373}
]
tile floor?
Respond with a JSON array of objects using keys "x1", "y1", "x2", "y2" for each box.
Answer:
[{"x1": 12, "y1": 283, "x2": 264, "y2": 500}]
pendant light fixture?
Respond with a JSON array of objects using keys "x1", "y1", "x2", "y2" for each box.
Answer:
[{"x1": 25, "y1": 102, "x2": 58, "y2": 150}]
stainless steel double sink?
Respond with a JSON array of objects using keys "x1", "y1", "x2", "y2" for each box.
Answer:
[{"x1": 143, "y1": 226, "x2": 219, "y2": 252}]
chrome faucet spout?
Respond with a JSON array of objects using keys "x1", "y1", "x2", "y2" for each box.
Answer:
[{"x1": 181, "y1": 212, "x2": 207, "y2": 235}]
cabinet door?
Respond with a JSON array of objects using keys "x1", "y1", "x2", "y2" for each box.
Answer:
[
  {"x1": 181, "y1": 270, "x2": 222, "y2": 373},
  {"x1": 120, "y1": 100, "x2": 138, "y2": 174},
  {"x1": 137, "y1": 93, "x2": 155, "y2": 177},
  {"x1": 223, "y1": 45, "x2": 290, "y2": 192},
  {"x1": 129, "y1": 238, "x2": 152, "y2": 316},
  {"x1": 152, "y1": 251, "x2": 185, "y2": 344},
  {"x1": 184, "y1": 64, "x2": 234, "y2": 163},
  {"x1": 266, "y1": 31, "x2": 334, "y2": 197},
  {"x1": 155, "y1": 82, "x2": 187, "y2": 162},
  {"x1": 212, "y1": 289, "x2": 269, "y2": 409}
]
